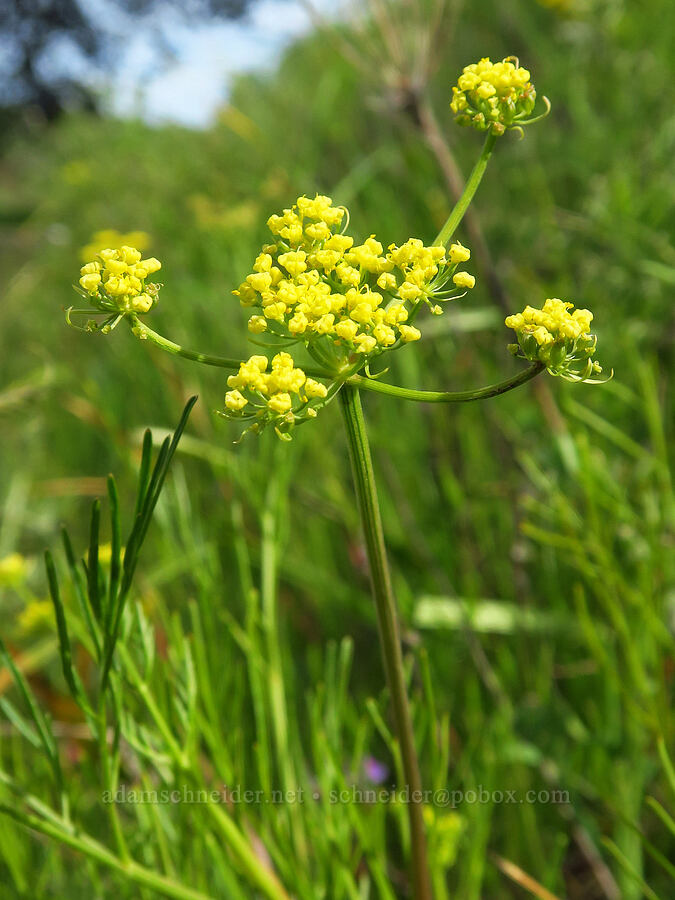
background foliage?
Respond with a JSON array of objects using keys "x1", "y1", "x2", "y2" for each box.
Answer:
[{"x1": 0, "y1": 0, "x2": 673, "y2": 897}]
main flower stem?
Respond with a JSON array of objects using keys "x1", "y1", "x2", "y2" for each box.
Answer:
[
  {"x1": 339, "y1": 384, "x2": 432, "y2": 900},
  {"x1": 434, "y1": 132, "x2": 497, "y2": 247}
]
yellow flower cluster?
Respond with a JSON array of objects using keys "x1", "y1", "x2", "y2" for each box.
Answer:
[
  {"x1": 451, "y1": 57, "x2": 538, "y2": 135},
  {"x1": 78, "y1": 246, "x2": 162, "y2": 314},
  {"x1": 234, "y1": 194, "x2": 475, "y2": 362},
  {"x1": 223, "y1": 352, "x2": 328, "y2": 438},
  {"x1": 506, "y1": 299, "x2": 607, "y2": 382},
  {"x1": 80, "y1": 229, "x2": 150, "y2": 263}
]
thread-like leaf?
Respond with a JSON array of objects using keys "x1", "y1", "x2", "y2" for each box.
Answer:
[
  {"x1": 99, "y1": 397, "x2": 197, "y2": 692},
  {"x1": 657, "y1": 738, "x2": 675, "y2": 798},
  {"x1": 0, "y1": 636, "x2": 57, "y2": 765},
  {"x1": 87, "y1": 499, "x2": 101, "y2": 621},
  {"x1": 44, "y1": 550, "x2": 81, "y2": 705},
  {"x1": 133, "y1": 427, "x2": 154, "y2": 522},
  {"x1": 106, "y1": 475, "x2": 122, "y2": 634},
  {"x1": 61, "y1": 526, "x2": 101, "y2": 659},
  {"x1": 0, "y1": 697, "x2": 42, "y2": 748}
]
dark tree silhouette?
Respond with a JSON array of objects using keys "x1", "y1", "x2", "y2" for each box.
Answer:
[{"x1": 0, "y1": 0, "x2": 253, "y2": 119}]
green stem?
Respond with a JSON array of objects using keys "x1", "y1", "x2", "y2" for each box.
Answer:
[
  {"x1": 434, "y1": 132, "x2": 497, "y2": 247},
  {"x1": 339, "y1": 385, "x2": 432, "y2": 900},
  {"x1": 260, "y1": 461, "x2": 308, "y2": 864},
  {"x1": 97, "y1": 695, "x2": 129, "y2": 863},
  {"x1": 348, "y1": 362, "x2": 544, "y2": 403},
  {"x1": 128, "y1": 314, "x2": 242, "y2": 370},
  {"x1": 127, "y1": 314, "x2": 331, "y2": 379},
  {"x1": 0, "y1": 804, "x2": 211, "y2": 900}
]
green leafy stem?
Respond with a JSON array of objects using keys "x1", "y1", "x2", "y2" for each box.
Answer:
[{"x1": 127, "y1": 314, "x2": 544, "y2": 404}]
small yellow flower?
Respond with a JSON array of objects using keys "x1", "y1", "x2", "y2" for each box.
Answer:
[
  {"x1": 278, "y1": 250, "x2": 308, "y2": 276},
  {"x1": 452, "y1": 272, "x2": 475, "y2": 289},
  {"x1": 131, "y1": 293, "x2": 153, "y2": 313},
  {"x1": 104, "y1": 258, "x2": 127, "y2": 276},
  {"x1": 373, "y1": 323, "x2": 396, "y2": 346},
  {"x1": 253, "y1": 252, "x2": 273, "y2": 272},
  {"x1": 377, "y1": 272, "x2": 397, "y2": 291},
  {"x1": 355, "y1": 334, "x2": 377, "y2": 354},
  {"x1": 247, "y1": 272, "x2": 273, "y2": 292},
  {"x1": 448, "y1": 242, "x2": 471, "y2": 264},
  {"x1": 225, "y1": 390, "x2": 248, "y2": 411},
  {"x1": 248, "y1": 315, "x2": 268, "y2": 334},
  {"x1": 141, "y1": 257, "x2": 162, "y2": 274},
  {"x1": 304, "y1": 379, "x2": 328, "y2": 399},
  {"x1": 398, "y1": 325, "x2": 421, "y2": 342},
  {"x1": 120, "y1": 245, "x2": 142, "y2": 265},
  {"x1": 79, "y1": 273, "x2": 101, "y2": 293},
  {"x1": 267, "y1": 393, "x2": 292, "y2": 414},
  {"x1": 398, "y1": 281, "x2": 423, "y2": 301},
  {"x1": 335, "y1": 319, "x2": 359, "y2": 341}
]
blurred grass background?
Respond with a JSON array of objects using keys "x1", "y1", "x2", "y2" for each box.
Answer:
[{"x1": 0, "y1": 0, "x2": 673, "y2": 896}]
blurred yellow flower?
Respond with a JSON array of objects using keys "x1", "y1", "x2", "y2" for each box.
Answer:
[
  {"x1": 18, "y1": 600, "x2": 54, "y2": 634},
  {"x1": 0, "y1": 553, "x2": 27, "y2": 586},
  {"x1": 80, "y1": 230, "x2": 150, "y2": 263}
]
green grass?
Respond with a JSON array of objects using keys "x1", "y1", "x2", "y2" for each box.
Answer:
[{"x1": 0, "y1": 0, "x2": 673, "y2": 896}]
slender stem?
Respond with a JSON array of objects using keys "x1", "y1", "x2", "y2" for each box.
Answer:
[
  {"x1": 127, "y1": 314, "x2": 331, "y2": 379},
  {"x1": 0, "y1": 804, "x2": 211, "y2": 900},
  {"x1": 348, "y1": 362, "x2": 545, "y2": 403},
  {"x1": 97, "y1": 695, "x2": 129, "y2": 863},
  {"x1": 414, "y1": 92, "x2": 510, "y2": 313},
  {"x1": 434, "y1": 132, "x2": 497, "y2": 247},
  {"x1": 128, "y1": 314, "x2": 243, "y2": 370},
  {"x1": 260, "y1": 461, "x2": 308, "y2": 864},
  {"x1": 339, "y1": 385, "x2": 432, "y2": 900}
]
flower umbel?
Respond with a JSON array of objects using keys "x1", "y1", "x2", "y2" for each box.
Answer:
[
  {"x1": 505, "y1": 298, "x2": 610, "y2": 382},
  {"x1": 450, "y1": 57, "x2": 549, "y2": 135},
  {"x1": 71, "y1": 245, "x2": 162, "y2": 333},
  {"x1": 234, "y1": 194, "x2": 475, "y2": 369},
  {"x1": 221, "y1": 351, "x2": 329, "y2": 440}
]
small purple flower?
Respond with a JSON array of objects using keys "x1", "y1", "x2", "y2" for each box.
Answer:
[{"x1": 363, "y1": 756, "x2": 389, "y2": 784}]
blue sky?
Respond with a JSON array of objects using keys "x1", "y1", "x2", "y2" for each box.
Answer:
[{"x1": 39, "y1": 0, "x2": 337, "y2": 129}]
